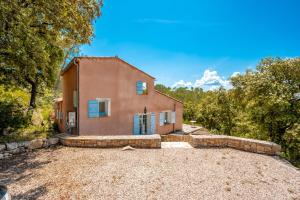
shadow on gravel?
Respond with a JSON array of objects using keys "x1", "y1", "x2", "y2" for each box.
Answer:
[
  {"x1": 12, "y1": 184, "x2": 47, "y2": 200},
  {"x1": 0, "y1": 147, "x2": 60, "y2": 188}
]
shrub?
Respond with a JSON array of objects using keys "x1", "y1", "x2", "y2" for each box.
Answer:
[{"x1": 0, "y1": 86, "x2": 30, "y2": 134}]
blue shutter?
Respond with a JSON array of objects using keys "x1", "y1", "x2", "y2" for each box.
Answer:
[
  {"x1": 136, "y1": 81, "x2": 143, "y2": 95},
  {"x1": 159, "y1": 112, "x2": 164, "y2": 126},
  {"x1": 88, "y1": 100, "x2": 99, "y2": 118},
  {"x1": 150, "y1": 113, "x2": 156, "y2": 134},
  {"x1": 133, "y1": 114, "x2": 140, "y2": 135}
]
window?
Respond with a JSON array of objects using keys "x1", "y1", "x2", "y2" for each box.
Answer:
[
  {"x1": 160, "y1": 111, "x2": 176, "y2": 126},
  {"x1": 88, "y1": 98, "x2": 111, "y2": 118},
  {"x1": 164, "y1": 111, "x2": 171, "y2": 124},
  {"x1": 99, "y1": 101, "x2": 106, "y2": 116},
  {"x1": 136, "y1": 81, "x2": 148, "y2": 95}
]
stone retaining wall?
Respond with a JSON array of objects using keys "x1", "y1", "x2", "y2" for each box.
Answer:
[
  {"x1": 0, "y1": 137, "x2": 59, "y2": 159},
  {"x1": 190, "y1": 135, "x2": 281, "y2": 155},
  {"x1": 58, "y1": 134, "x2": 161, "y2": 148}
]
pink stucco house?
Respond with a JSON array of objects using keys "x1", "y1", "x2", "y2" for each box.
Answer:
[{"x1": 55, "y1": 57, "x2": 183, "y2": 136}]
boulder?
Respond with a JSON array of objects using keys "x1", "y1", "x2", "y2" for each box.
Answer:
[
  {"x1": 6, "y1": 142, "x2": 18, "y2": 151},
  {"x1": 48, "y1": 138, "x2": 59, "y2": 146},
  {"x1": 29, "y1": 139, "x2": 44, "y2": 149},
  {"x1": 0, "y1": 154, "x2": 4, "y2": 159},
  {"x1": 0, "y1": 144, "x2": 6, "y2": 152}
]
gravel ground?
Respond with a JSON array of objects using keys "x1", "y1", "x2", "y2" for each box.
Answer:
[{"x1": 0, "y1": 146, "x2": 299, "y2": 200}]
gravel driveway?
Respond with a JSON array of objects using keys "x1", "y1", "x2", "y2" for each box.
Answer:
[{"x1": 0, "y1": 146, "x2": 299, "y2": 200}]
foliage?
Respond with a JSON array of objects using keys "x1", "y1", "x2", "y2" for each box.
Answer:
[
  {"x1": 283, "y1": 124, "x2": 300, "y2": 166},
  {"x1": 155, "y1": 57, "x2": 300, "y2": 166},
  {"x1": 197, "y1": 89, "x2": 235, "y2": 135},
  {"x1": 0, "y1": 0, "x2": 103, "y2": 108},
  {"x1": 231, "y1": 58, "x2": 300, "y2": 144},
  {"x1": 0, "y1": 86, "x2": 30, "y2": 133},
  {"x1": 0, "y1": 84, "x2": 57, "y2": 141},
  {"x1": 0, "y1": 128, "x2": 54, "y2": 143}
]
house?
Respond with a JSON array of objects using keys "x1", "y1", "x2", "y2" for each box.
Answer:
[{"x1": 54, "y1": 57, "x2": 183, "y2": 136}]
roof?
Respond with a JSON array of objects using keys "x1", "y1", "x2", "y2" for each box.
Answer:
[
  {"x1": 155, "y1": 90, "x2": 183, "y2": 104},
  {"x1": 61, "y1": 56, "x2": 155, "y2": 79}
]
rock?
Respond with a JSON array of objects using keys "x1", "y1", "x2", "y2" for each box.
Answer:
[
  {"x1": 0, "y1": 144, "x2": 6, "y2": 152},
  {"x1": 19, "y1": 147, "x2": 26, "y2": 153},
  {"x1": 122, "y1": 145, "x2": 135, "y2": 151},
  {"x1": 48, "y1": 138, "x2": 59, "y2": 146},
  {"x1": 29, "y1": 139, "x2": 44, "y2": 149},
  {"x1": 6, "y1": 142, "x2": 18, "y2": 151},
  {"x1": 0, "y1": 154, "x2": 4, "y2": 159},
  {"x1": 18, "y1": 141, "x2": 31, "y2": 148},
  {"x1": 42, "y1": 139, "x2": 49, "y2": 148},
  {"x1": 9, "y1": 148, "x2": 21, "y2": 154},
  {"x1": 3, "y1": 152, "x2": 12, "y2": 158}
]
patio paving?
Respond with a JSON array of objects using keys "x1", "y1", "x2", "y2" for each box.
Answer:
[{"x1": 161, "y1": 142, "x2": 193, "y2": 148}]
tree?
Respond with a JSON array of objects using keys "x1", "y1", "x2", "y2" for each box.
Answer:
[
  {"x1": 197, "y1": 89, "x2": 235, "y2": 135},
  {"x1": 0, "y1": 0, "x2": 103, "y2": 108},
  {"x1": 231, "y1": 58, "x2": 300, "y2": 143}
]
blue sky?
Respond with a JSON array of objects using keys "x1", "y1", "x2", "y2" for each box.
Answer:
[{"x1": 81, "y1": 0, "x2": 300, "y2": 90}]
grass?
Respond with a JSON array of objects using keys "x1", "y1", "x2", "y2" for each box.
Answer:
[{"x1": 0, "y1": 125, "x2": 56, "y2": 143}]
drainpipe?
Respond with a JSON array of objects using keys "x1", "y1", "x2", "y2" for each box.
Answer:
[
  {"x1": 173, "y1": 103, "x2": 176, "y2": 133},
  {"x1": 73, "y1": 58, "x2": 79, "y2": 135}
]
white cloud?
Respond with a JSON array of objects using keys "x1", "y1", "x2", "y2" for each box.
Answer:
[
  {"x1": 172, "y1": 80, "x2": 193, "y2": 88},
  {"x1": 172, "y1": 70, "x2": 239, "y2": 91},
  {"x1": 231, "y1": 71, "x2": 240, "y2": 77},
  {"x1": 194, "y1": 69, "x2": 231, "y2": 90}
]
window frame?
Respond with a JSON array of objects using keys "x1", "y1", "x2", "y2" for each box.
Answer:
[
  {"x1": 95, "y1": 98, "x2": 111, "y2": 117},
  {"x1": 136, "y1": 81, "x2": 148, "y2": 95}
]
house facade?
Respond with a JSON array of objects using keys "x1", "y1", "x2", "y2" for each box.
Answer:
[{"x1": 55, "y1": 57, "x2": 183, "y2": 136}]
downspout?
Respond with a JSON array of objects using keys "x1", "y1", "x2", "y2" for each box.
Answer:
[
  {"x1": 173, "y1": 103, "x2": 176, "y2": 133},
  {"x1": 74, "y1": 58, "x2": 80, "y2": 135}
]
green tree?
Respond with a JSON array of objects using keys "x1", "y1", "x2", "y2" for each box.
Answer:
[
  {"x1": 0, "y1": 0, "x2": 103, "y2": 108},
  {"x1": 231, "y1": 58, "x2": 300, "y2": 143},
  {"x1": 197, "y1": 89, "x2": 235, "y2": 135}
]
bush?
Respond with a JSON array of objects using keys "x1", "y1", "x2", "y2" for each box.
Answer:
[
  {"x1": 283, "y1": 124, "x2": 300, "y2": 166},
  {"x1": 0, "y1": 86, "x2": 30, "y2": 134}
]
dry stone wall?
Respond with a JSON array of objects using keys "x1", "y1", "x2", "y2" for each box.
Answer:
[
  {"x1": 59, "y1": 134, "x2": 161, "y2": 148},
  {"x1": 0, "y1": 137, "x2": 59, "y2": 159},
  {"x1": 190, "y1": 135, "x2": 281, "y2": 155}
]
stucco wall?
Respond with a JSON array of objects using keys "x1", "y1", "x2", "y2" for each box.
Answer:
[
  {"x1": 61, "y1": 63, "x2": 78, "y2": 134},
  {"x1": 77, "y1": 57, "x2": 182, "y2": 136}
]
